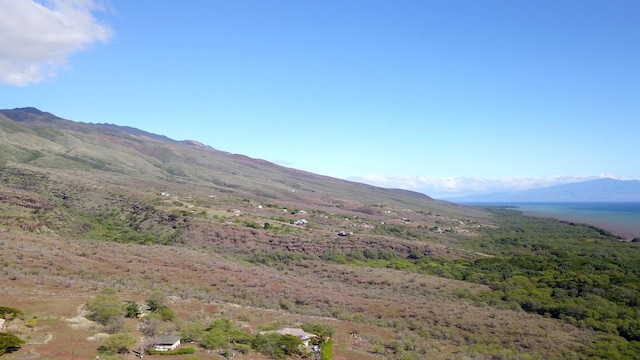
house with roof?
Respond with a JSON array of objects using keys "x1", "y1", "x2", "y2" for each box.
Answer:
[
  {"x1": 153, "y1": 335, "x2": 182, "y2": 351},
  {"x1": 136, "y1": 303, "x2": 152, "y2": 318}
]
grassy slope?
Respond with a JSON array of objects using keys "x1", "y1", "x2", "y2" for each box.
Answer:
[{"x1": 1, "y1": 109, "x2": 639, "y2": 359}]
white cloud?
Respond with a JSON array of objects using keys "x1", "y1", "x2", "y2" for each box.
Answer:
[
  {"x1": 349, "y1": 174, "x2": 636, "y2": 199},
  {"x1": 0, "y1": 0, "x2": 112, "y2": 85}
]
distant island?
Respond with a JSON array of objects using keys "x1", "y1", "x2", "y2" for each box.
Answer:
[{"x1": 445, "y1": 178, "x2": 640, "y2": 203}]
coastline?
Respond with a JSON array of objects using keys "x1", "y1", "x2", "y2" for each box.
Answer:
[{"x1": 517, "y1": 206, "x2": 640, "y2": 241}]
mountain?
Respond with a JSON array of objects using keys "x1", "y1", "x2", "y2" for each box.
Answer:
[
  {"x1": 2, "y1": 107, "x2": 637, "y2": 359},
  {"x1": 447, "y1": 178, "x2": 640, "y2": 203},
  {"x1": 0, "y1": 107, "x2": 451, "y2": 206},
  {"x1": 0, "y1": 107, "x2": 485, "y2": 239}
]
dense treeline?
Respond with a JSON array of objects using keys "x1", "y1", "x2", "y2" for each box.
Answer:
[{"x1": 467, "y1": 208, "x2": 640, "y2": 357}]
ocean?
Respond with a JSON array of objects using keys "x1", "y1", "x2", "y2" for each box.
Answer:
[{"x1": 496, "y1": 202, "x2": 640, "y2": 240}]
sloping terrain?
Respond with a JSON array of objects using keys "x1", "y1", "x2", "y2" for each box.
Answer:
[{"x1": 1, "y1": 108, "x2": 638, "y2": 360}]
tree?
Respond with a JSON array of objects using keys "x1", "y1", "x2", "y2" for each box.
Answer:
[
  {"x1": 179, "y1": 321, "x2": 205, "y2": 343},
  {"x1": 124, "y1": 301, "x2": 139, "y2": 318},
  {"x1": 202, "y1": 328, "x2": 227, "y2": 350},
  {"x1": 201, "y1": 319, "x2": 253, "y2": 352},
  {"x1": 0, "y1": 332, "x2": 25, "y2": 355},
  {"x1": 279, "y1": 334, "x2": 303, "y2": 356},
  {"x1": 251, "y1": 332, "x2": 303, "y2": 360},
  {"x1": 301, "y1": 322, "x2": 336, "y2": 339},
  {"x1": 159, "y1": 306, "x2": 176, "y2": 321},
  {"x1": 100, "y1": 333, "x2": 137, "y2": 354},
  {"x1": 103, "y1": 316, "x2": 125, "y2": 334},
  {"x1": 88, "y1": 288, "x2": 124, "y2": 325},
  {"x1": 252, "y1": 332, "x2": 285, "y2": 359},
  {"x1": 139, "y1": 315, "x2": 163, "y2": 337},
  {"x1": 147, "y1": 290, "x2": 166, "y2": 312}
]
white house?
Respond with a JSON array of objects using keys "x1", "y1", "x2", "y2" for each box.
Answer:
[{"x1": 153, "y1": 335, "x2": 182, "y2": 351}]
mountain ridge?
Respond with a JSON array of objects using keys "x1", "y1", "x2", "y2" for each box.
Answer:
[
  {"x1": 447, "y1": 178, "x2": 640, "y2": 203},
  {"x1": 0, "y1": 107, "x2": 472, "y2": 218}
]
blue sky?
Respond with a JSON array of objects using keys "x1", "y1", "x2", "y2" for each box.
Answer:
[{"x1": 1, "y1": 0, "x2": 639, "y2": 198}]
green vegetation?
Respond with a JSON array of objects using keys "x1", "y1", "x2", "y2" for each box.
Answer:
[
  {"x1": 147, "y1": 290, "x2": 176, "y2": 321},
  {"x1": 0, "y1": 306, "x2": 25, "y2": 355},
  {"x1": 100, "y1": 333, "x2": 137, "y2": 354},
  {"x1": 0, "y1": 306, "x2": 23, "y2": 319},
  {"x1": 320, "y1": 337, "x2": 333, "y2": 360},
  {"x1": 84, "y1": 286, "x2": 326, "y2": 359},
  {"x1": 6, "y1": 110, "x2": 640, "y2": 359},
  {"x1": 148, "y1": 347, "x2": 196, "y2": 355},
  {"x1": 177, "y1": 318, "x2": 327, "y2": 359},
  {"x1": 179, "y1": 321, "x2": 206, "y2": 343},
  {"x1": 124, "y1": 300, "x2": 139, "y2": 318},
  {"x1": 87, "y1": 287, "x2": 125, "y2": 330},
  {"x1": 0, "y1": 332, "x2": 25, "y2": 355},
  {"x1": 316, "y1": 207, "x2": 640, "y2": 357},
  {"x1": 373, "y1": 224, "x2": 427, "y2": 240},
  {"x1": 201, "y1": 318, "x2": 252, "y2": 350},
  {"x1": 76, "y1": 206, "x2": 187, "y2": 245},
  {"x1": 301, "y1": 322, "x2": 336, "y2": 339},
  {"x1": 251, "y1": 332, "x2": 304, "y2": 360}
]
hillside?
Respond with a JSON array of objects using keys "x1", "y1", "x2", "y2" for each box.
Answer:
[
  {"x1": 2, "y1": 107, "x2": 640, "y2": 360},
  {"x1": 446, "y1": 178, "x2": 640, "y2": 203},
  {"x1": 0, "y1": 107, "x2": 473, "y2": 216}
]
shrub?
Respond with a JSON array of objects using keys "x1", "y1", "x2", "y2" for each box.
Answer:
[
  {"x1": 179, "y1": 321, "x2": 205, "y2": 342},
  {"x1": 0, "y1": 307, "x2": 23, "y2": 320},
  {"x1": 301, "y1": 323, "x2": 336, "y2": 338},
  {"x1": 201, "y1": 328, "x2": 226, "y2": 350},
  {"x1": 147, "y1": 290, "x2": 166, "y2": 312},
  {"x1": 160, "y1": 306, "x2": 176, "y2": 321},
  {"x1": 148, "y1": 347, "x2": 195, "y2": 355},
  {"x1": 88, "y1": 288, "x2": 124, "y2": 325},
  {"x1": 124, "y1": 301, "x2": 139, "y2": 318},
  {"x1": 320, "y1": 337, "x2": 333, "y2": 360},
  {"x1": 251, "y1": 333, "x2": 303, "y2": 360},
  {"x1": 0, "y1": 332, "x2": 25, "y2": 355},
  {"x1": 201, "y1": 318, "x2": 253, "y2": 350},
  {"x1": 100, "y1": 333, "x2": 137, "y2": 354}
]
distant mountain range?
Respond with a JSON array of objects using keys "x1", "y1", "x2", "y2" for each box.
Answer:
[{"x1": 446, "y1": 178, "x2": 640, "y2": 203}]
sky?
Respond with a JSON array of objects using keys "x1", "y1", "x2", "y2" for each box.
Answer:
[{"x1": 1, "y1": 0, "x2": 639, "y2": 198}]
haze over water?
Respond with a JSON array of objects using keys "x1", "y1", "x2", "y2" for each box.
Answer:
[{"x1": 513, "y1": 202, "x2": 640, "y2": 240}]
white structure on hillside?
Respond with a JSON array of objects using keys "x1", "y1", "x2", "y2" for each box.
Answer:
[{"x1": 153, "y1": 335, "x2": 182, "y2": 351}]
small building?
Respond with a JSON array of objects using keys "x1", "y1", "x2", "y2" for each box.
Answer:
[
  {"x1": 153, "y1": 335, "x2": 182, "y2": 351},
  {"x1": 135, "y1": 303, "x2": 151, "y2": 318},
  {"x1": 337, "y1": 231, "x2": 353, "y2": 236}
]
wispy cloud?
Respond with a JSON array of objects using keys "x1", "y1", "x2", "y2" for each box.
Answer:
[
  {"x1": 349, "y1": 174, "x2": 635, "y2": 199},
  {"x1": 0, "y1": 0, "x2": 112, "y2": 85}
]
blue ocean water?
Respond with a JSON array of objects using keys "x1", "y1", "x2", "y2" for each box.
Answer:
[{"x1": 508, "y1": 202, "x2": 640, "y2": 240}]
